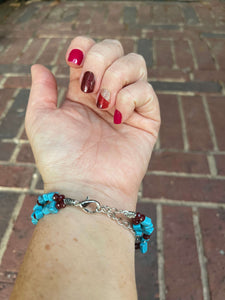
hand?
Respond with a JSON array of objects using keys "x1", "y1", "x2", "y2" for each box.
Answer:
[{"x1": 25, "y1": 36, "x2": 160, "y2": 211}]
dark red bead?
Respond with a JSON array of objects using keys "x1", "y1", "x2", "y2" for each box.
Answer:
[
  {"x1": 135, "y1": 243, "x2": 140, "y2": 249},
  {"x1": 33, "y1": 214, "x2": 37, "y2": 219},
  {"x1": 132, "y1": 218, "x2": 141, "y2": 225},
  {"x1": 59, "y1": 194, "x2": 65, "y2": 201},
  {"x1": 140, "y1": 214, "x2": 145, "y2": 222},
  {"x1": 135, "y1": 212, "x2": 141, "y2": 219},
  {"x1": 53, "y1": 193, "x2": 59, "y2": 201},
  {"x1": 61, "y1": 203, "x2": 66, "y2": 209},
  {"x1": 56, "y1": 203, "x2": 61, "y2": 209},
  {"x1": 143, "y1": 234, "x2": 151, "y2": 239}
]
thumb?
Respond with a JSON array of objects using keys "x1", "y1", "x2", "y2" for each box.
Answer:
[{"x1": 27, "y1": 64, "x2": 58, "y2": 116}]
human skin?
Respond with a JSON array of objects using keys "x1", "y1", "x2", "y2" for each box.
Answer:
[{"x1": 10, "y1": 36, "x2": 160, "y2": 299}]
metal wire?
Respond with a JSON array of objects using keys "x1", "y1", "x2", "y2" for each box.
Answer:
[{"x1": 64, "y1": 197, "x2": 136, "y2": 237}]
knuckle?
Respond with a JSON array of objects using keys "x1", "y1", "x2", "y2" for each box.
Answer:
[{"x1": 87, "y1": 51, "x2": 106, "y2": 64}]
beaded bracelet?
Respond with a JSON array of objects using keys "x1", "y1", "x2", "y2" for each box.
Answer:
[{"x1": 31, "y1": 192, "x2": 154, "y2": 254}]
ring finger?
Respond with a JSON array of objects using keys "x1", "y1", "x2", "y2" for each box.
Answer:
[{"x1": 96, "y1": 53, "x2": 147, "y2": 110}]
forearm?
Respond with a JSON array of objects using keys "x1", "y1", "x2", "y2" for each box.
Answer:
[{"x1": 10, "y1": 190, "x2": 137, "y2": 300}]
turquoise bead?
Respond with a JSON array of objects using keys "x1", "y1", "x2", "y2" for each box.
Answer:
[
  {"x1": 35, "y1": 210, "x2": 44, "y2": 220},
  {"x1": 38, "y1": 195, "x2": 45, "y2": 205},
  {"x1": 33, "y1": 204, "x2": 42, "y2": 211},
  {"x1": 132, "y1": 224, "x2": 142, "y2": 236},
  {"x1": 143, "y1": 227, "x2": 154, "y2": 235},
  {"x1": 140, "y1": 242, "x2": 148, "y2": 254},
  {"x1": 141, "y1": 216, "x2": 153, "y2": 227}
]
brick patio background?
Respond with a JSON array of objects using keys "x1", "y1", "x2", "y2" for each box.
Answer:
[{"x1": 0, "y1": 0, "x2": 225, "y2": 299}]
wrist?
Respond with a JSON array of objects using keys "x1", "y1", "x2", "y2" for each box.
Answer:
[{"x1": 44, "y1": 181, "x2": 137, "y2": 212}]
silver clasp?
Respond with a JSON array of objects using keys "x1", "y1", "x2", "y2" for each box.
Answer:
[{"x1": 79, "y1": 198, "x2": 101, "y2": 214}]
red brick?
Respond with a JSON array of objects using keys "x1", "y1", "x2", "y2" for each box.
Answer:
[
  {"x1": 192, "y1": 39, "x2": 216, "y2": 70},
  {"x1": 194, "y1": 4, "x2": 214, "y2": 25},
  {"x1": 107, "y1": 2, "x2": 124, "y2": 23},
  {"x1": 158, "y1": 94, "x2": 184, "y2": 149},
  {"x1": 152, "y1": 5, "x2": 168, "y2": 23},
  {"x1": 193, "y1": 70, "x2": 225, "y2": 81},
  {"x1": 0, "y1": 194, "x2": 36, "y2": 273},
  {"x1": 207, "y1": 39, "x2": 225, "y2": 70},
  {"x1": 0, "y1": 282, "x2": 14, "y2": 300},
  {"x1": 119, "y1": 38, "x2": 134, "y2": 55},
  {"x1": 4, "y1": 76, "x2": 31, "y2": 89},
  {"x1": 0, "y1": 89, "x2": 14, "y2": 116},
  {"x1": 150, "y1": 151, "x2": 209, "y2": 174},
  {"x1": 182, "y1": 96, "x2": 213, "y2": 151},
  {"x1": 0, "y1": 38, "x2": 28, "y2": 64},
  {"x1": 0, "y1": 142, "x2": 15, "y2": 161},
  {"x1": 155, "y1": 40, "x2": 173, "y2": 68},
  {"x1": 56, "y1": 38, "x2": 71, "y2": 65},
  {"x1": 215, "y1": 155, "x2": 225, "y2": 175},
  {"x1": 207, "y1": 96, "x2": 225, "y2": 150},
  {"x1": 137, "y1": 4, "x2": 152, "y2": 24},
  {"x1": 174, "y1": 39, "x2": 194, "y2": 70},
  {"x1": 150, "y1": 69, "x2": 190, "y2": 81},
  {"x1": 0, "y1": 165, "x2": 34, "y2": 188},
  {"x1": 163, "y1": 206, "x2": 203, "y2": 300},
  {"x1": 199, "y1": 208, "x2": 225, "y2": 299},
  {"x1": 36, "y1": 38, "x2": 62, "y2": 65},
  {"x1": 143, "y1": 175, "x2": 225, "y2": 203},
  {"x1": 166, "y1": 5, "x2": 184, "y2": 23},
  {"x1": 17, "y1": 38, "x2": 47, "y2": 64},
  {"x1": 16, "y1": 144, "x2": 35, "y2": 163}
]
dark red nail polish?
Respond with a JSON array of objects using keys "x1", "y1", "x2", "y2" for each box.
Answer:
[
  {"x1": 81, "y1": 71, "x2": 95, "y2": 93},
  {"x1": 114, "y1": 109, "x2": 122, "y2": 124},
  {"x1": 97, "y1": 89, "x2": 110, "y2": 109},
  {"x1": 68, "y1": 49, "x2": 83, "y2": 65}
]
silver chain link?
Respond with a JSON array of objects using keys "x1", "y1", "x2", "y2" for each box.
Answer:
[{"x1": 64, "y1": 197, "x2": 136, "y2": 237}]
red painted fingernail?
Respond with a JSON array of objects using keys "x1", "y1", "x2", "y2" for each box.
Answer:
[
  {"x1": 114, "y1": 109, "x2": 122, "y2": 124},
  {"x1": 68, "y1": 49, "x2": 84, "y2": 65},
  {"x1": 97, "y1": 89, "x2": 110, "y2": 109},
  {"x1": 81, "y1": 71, "x2": 95, "y2": 93}
]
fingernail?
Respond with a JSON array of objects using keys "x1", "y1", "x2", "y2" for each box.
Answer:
[
  {"x1": 68, "y1": 49, "x2": 84, "y2": 65},
  {"x1": 114, "y1": 109, "x2": 122, "y2": 124},
  {"x1": 97, "y1": 89, "x2": 110, "y2": 109},
  {"x1": 81, "y1": 71, "x2": 95, "y2": 93}
]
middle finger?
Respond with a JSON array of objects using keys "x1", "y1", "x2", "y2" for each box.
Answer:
[{"x1": 80, "y1": 39, "x2": 124, "y2": 94}]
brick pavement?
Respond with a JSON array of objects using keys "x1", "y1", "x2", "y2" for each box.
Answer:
[{"x1": 0, "y1": 0, "x2": 225, "y2": 299}]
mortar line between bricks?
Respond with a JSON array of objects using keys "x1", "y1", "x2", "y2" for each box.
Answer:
[
  {"x1": 30, "y1": 167, "x2": 40, "y2": 191},
  {"x1": 138, "y1": 182, "x2": 143, "y2": 202},
  {"x1": 177, "y1": 95, "x2": 189, "y2": 151},
  {"x1": 9, "y1": 122, "x2": 26, "y2": 163},
  {"x1": 187, "y1": 39, "x2": 198, "y2": 70},
  {"x1": 0, "y1": 194, "x2": 25, "y2": 265},
  {"x1": 0, "y1": 89, "x2": 20, "y2": 125},
  {"x1": 192, "y1": 207, "x2": 210, "y2": 300},
  {"x1": 202, "y1": 95, "x2": 219, "y2": 151},
  {"x1": 51, "y1": 38, "x2": 67, "y2": 65},
  {"x1": 14, "y1": 38, "x2": 33, "y2": 64},
  {"x1": 146, "y1": 170, "x2": 225, "y2": 179},
  {"x1": 207, "y1": 155, "x2": 217, "y2": 177},
  {"x1": 152, "y1": 38, "x2": 157, "y2": 68},
  {"x1": 0, "y1": 77, "x2": 7, "y2": 89},
  {"x1": 156, "y1": 204, "x2": 165, "y2": 300},
  {"x1": 141, "y1": 198, "x2": 225, "y2": 209},
  {"x1": 170, "y1": 39, "x2": 178, "y2": 70},
  {"x1": 33, "y1": 38, "x2": 50, "y2": 64},
  {"x1": 203, "y1": 38, "x2": 219, "y2": 71},
  {"x1": 155, "y1": 134, "x2": 160, "y2": 150}
]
